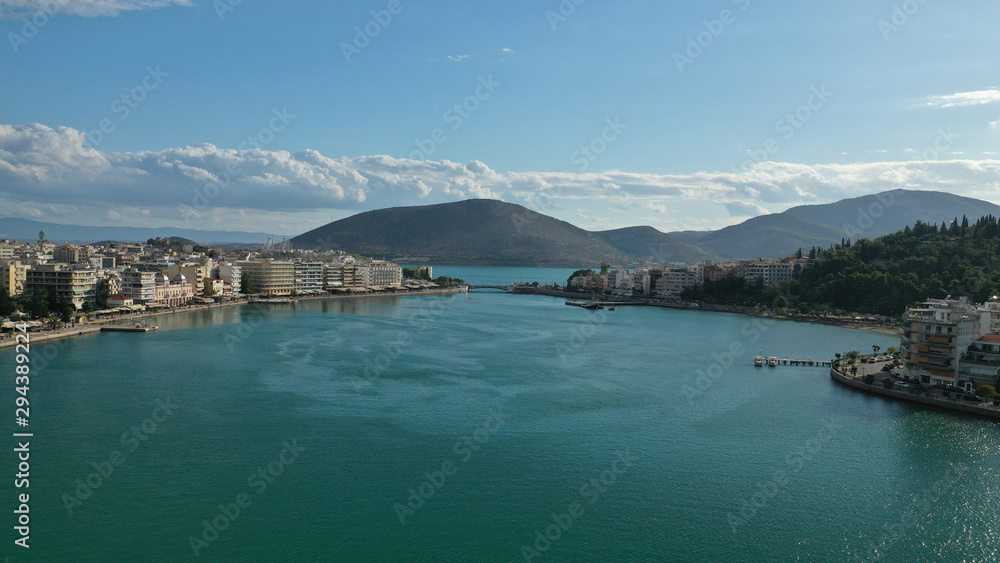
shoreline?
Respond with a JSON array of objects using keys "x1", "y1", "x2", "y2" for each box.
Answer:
[
  {"x1": 0, "y1": 287, "x2": 468, "y2": 350},
  {"x1": 516, "y1": 287, "x2": 903, "y2": 335},
  {"x1": 830, "y1": 366, "x2": 1000, "y2": 421}
]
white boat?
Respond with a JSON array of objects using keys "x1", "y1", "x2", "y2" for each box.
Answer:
[
  {"x1": 767, "y1": 356, "x2": 778, "y2": 367},
  {"x1": 754, "y1": 356, "x2": 765, "y2": 367}
]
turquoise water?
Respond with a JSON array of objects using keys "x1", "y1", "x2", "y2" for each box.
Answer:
[{"x1": 4, "y1": 267, "x2": 1000, "y2": 562}]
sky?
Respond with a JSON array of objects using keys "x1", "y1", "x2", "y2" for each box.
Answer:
[{"x1": 1, "y1": 0, "x2": 999, "y2": 237}]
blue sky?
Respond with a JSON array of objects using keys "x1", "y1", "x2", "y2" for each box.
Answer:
[{"x1": 1, "y1": 0, "x2": 999, "y2": 236}]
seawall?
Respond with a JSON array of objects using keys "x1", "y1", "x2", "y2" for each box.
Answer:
[{"x1": 830, "y1": 367, "x2": 1000, "y2": 421}]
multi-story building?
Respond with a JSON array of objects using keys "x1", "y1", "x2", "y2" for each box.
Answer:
[
  {"x1": 1, "y1": 261, "x2": 30, "y2": 296},
  {"x1": 53, "y1": 244, "x2": 85, "y2": 264},
  {"x1": 737, "y1": 258, "x2": 794, "y2": 287},
  {"x1": 121, "y1": 267, "x2": 158, "y2": 303},
  {"x1": 570, "y1": 273, "x2": 609, "y2": 292},
  {"x1": 900, "y1": 297, "x2": 981, "y2": 386},
  {"x1": 366, "y1": 260, "x2": 402, "y2": 289},
  {"x1": 165, "y1": 263, "x2": 211, "y2": 296},
  {"x1": 957, "y1": 334, "x2": 1000, "y2": 389},
  {"x1": 24, "y1": 264, "x2": 97, "y2": 310},
  {"x1": 154, "y1": 273, "x2": 194, "y2": 306},
  {"x1": 294, "y1": 262, "x2": 325, "y2": 293},
  {"x1": 417, "y1": 265, "x2": 433, "y2": 279},
  {"x1": 237, "y1": 258, "x2": 295, "y2": 296},
  {"x1": 215, "y1": 262, "x2": 242, "y2": 294}
]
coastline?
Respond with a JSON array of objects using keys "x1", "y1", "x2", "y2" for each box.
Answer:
[
  {"x1": 515, "y1": 287, "x2": 902, "y2": 335},
  {"x1": 829, "y1": 366, "x2": 1000, "y2": 421},
  {"x1": 0, "y1": 287, "x2": 468, "y2": 350}
]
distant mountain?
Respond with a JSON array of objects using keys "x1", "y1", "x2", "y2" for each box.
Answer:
[
  {"x1": 672, "y1": 189, "x2": 1000, "y2": 260},
  {"x1": 0, "y1": 217, "x2": 282, "y2": 245},
  {"x1": 292, "y1": 199, "x2": 713, "y2": 267}
]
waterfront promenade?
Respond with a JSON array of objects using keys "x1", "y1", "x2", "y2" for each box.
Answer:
[
  {"x1": 830, "y1": 361, "x2": 1000, "y2": 421},
  {"x1": 0, "y1": 286, "x2": 467, "y2": 350}
]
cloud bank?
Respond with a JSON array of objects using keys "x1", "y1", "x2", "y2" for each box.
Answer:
[{"x1": 2, "y1": 122, "x2": 1000, "y2": 233}]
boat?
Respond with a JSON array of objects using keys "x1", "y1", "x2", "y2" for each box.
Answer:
[
  {"x1": 582, "y1": 299, "x2": 604, "y2": 310},
  {"x1": 767, "y1": 356, "x2": 778, "y2": 367},
  {"x1": 608, "y1": 307, "x2": 616, "y2": 311},
  {"x1": 754, "y1": 356, "x2": 764, "y2": 367}
]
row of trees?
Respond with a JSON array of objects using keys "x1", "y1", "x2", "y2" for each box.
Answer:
[
  {"x1": 684, "y1": 215, "x2": 1000, "y2": 316},
  {"x1": 401, "y1": 268, "x2": 465, "y2": 287},
  {"x1": 1, "y1": 282, "x2": 77, "y2": 322}
]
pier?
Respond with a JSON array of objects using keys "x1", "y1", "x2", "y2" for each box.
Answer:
[
  {"x1": 101, "y1": 325, "x2": 158, "y2": 333},
  {"x1": 755, "y1": 358, "x2": 831, "y2": 367}
]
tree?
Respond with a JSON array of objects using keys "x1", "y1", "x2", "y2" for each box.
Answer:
[
  {"x1": 864, "y1": 373, "x2": 875, "y2": 385},
  {"x1": 872, "y1": 345, "x2": 880, "y2": 356},
  {"x1": 566, "y1": 269, "x2": 598, "y2": 289},
  {"x1": 203, "y1": 277, "x2": 217, "y2": 297},
  {"x1": 0, "y1": 281, "x2": 14, "y2": 317},
  {"x1": 600, "y1": 263, "x2": 611, "y2": 275},
  {"x1": 240, "y1": 272, "x2": 255, "y2": 294},
  {"x1": 975, "y1": 385, "x2": 998, "y2": 398}
]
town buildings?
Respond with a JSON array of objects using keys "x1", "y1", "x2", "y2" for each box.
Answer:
[{"x1": 901, "y1": 297, "x2": 1000, "y2": 389}]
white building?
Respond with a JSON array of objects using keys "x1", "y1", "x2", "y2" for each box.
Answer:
[
  {"x1": 122, "y1": 267, "x2": 158, "y2": 303},
  {"x1": 366, "y1": 260, "x2": 402, "y2": 289},
  {"x1": 294, "y1": 262, "x2": 325, "y2": 293},
  {"x1": 737, "y1": 258, "x2": 794, "y2": 287}
]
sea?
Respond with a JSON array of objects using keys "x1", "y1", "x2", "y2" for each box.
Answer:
[{"x1": 3, "y1": 266, "x2": 998, "y2": 562}]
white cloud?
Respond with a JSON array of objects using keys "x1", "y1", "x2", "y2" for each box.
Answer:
[
  {"x1": 3, "y1": 121, "x2": 1000, "y2": 233},
  {"x1": 0, "y1": 0, "x2": 191, "y2": 18},
  {"x1": 990, "y1": 119, "x2": 1000, "y2": 129},
  {"x1": 446, "y1": 55, "x2": 470, "y2": 62},
  {"x1": 501, "y1": 48, "x2": 514, "y2": 53},
  {"x1": 925, "y1": 89, "x2": 1000, "y2": 108}
]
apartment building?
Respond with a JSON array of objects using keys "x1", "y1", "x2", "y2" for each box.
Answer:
[
  {"x1": 24, "y1": 264, "x2": 97, "y2": 310},
  {"x1": 294, "y1": 262, "x2": 325, "y2": 293},
  {"x1": 237, "y1": 258, "x2": 295, "y2": 296}
]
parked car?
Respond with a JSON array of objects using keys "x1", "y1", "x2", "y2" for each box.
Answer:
[
  {"x1": 893, "y1": 381, "x2": 910, "y2": 389},
  {"x1": 961, "y1": 394, "x2": 984, "y2": 403}
]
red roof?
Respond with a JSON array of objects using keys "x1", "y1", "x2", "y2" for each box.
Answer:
[{"x1": 975, "y1": 334, "x2": 1000, "y2": 344}]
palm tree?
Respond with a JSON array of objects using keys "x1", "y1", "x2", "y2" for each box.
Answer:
[
  {"x1": 872, "y1": 345, "x2": 881, "y2": 357},
  {"x1": 850, "y1": 365, "x2": 858, "y2": 377}
]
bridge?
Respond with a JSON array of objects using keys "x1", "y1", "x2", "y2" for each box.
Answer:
[{"x1": 467, "y1": 285, "x2": 510, "y2": 291}]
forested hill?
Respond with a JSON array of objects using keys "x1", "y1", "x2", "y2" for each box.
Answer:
[{"x1": 683, "y1": 215, "x2": 1000, "y2": 316}]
